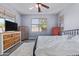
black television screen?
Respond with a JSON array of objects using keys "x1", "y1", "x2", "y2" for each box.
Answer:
[{"x1": 5, "y1": 20, "x2": 18, "y2": 31}]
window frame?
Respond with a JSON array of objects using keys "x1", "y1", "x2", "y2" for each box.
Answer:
[{"x1": 31, "y1": 18, "x2": 47, "y2": 32}]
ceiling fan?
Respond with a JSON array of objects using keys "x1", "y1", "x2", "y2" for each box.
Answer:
[{"x1": 35, "y1": 3, "x2": 49, "y2": 12}]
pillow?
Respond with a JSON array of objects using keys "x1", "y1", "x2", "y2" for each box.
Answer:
[
  {"x1": 67, "y1": 35, "x2": 75, "y2": 39},
  {"x1": 61, "y1": 35, "x2": 69, "y2": 39},
  {"x1": 62, "y1": 34, "x2": 76, "y2": 40},
  {"x1": 70, "y1": 35, "x2": 79, "y2": 42}
]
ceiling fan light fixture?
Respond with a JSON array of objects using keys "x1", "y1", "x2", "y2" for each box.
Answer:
[
  {"x1": 29, "y1": 3, "x2": 49, "y2": 12},
  {"x1": 35, "y1": 4, "x2": 41, "y2": 8},
  {"x1": 38, "y1": 4, "x2": 41, "y2": 7},
  {"x1": 35, "y1": 4, "x2": 38, "y2": 8}
]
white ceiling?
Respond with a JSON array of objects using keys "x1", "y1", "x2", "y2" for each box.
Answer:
[{"x1": 9, "y1": 3, "x2": 73, "y2": 15}]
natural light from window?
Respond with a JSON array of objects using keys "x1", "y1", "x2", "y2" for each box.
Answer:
[{"x1": 32, "y1": 18, "x2": 47, "y2": 32}]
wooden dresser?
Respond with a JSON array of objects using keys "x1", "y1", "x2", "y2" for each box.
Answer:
[
  {"x1": 19, "y1": 26, "x2": 29, "y2": 41},
  {"x1": 0, "y1": 31, "x2": 21, "y2": 55}
]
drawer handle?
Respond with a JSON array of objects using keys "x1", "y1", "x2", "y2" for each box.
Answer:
[{"x1": 11, "y1": 34, "x2": 13, "y2": 37}]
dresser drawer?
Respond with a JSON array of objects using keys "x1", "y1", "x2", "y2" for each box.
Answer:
[
  {"x1": 3, "y1": 39, "x2": 11, "y2": 45},
  {"x1": 4, "y1": 43, "x2": 11, "y2": 50},
  {"x1": 3, "y1": 35, "x2": 12, "y2": 39}
]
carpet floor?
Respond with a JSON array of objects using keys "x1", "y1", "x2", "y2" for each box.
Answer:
[{"x1": 10, "y1": 41, "x2": 35, "y2": 56}]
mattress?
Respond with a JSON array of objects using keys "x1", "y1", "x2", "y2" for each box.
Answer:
[{"x1": 34, "y1": 36, "x2": 79, "y2": 56}]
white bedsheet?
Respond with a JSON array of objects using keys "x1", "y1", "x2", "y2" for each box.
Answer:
[{"x1": 35, "y1": 36, "x2": 79, "y2": 56}]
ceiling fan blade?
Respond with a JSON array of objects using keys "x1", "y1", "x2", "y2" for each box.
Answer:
[
  {"x1": 40, "y1": 3, "x2": 49, "y2": 9},
  {"x1": 38, "y1": 5, "x2": 41, "y2": 12},
  {"x1": 37, "y1": 3, "x2": 41, "y2": 12}
]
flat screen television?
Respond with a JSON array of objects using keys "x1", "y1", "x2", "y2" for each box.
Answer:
[{"x1": 5, "y1": 20, "x2": 18, "y2": 31}]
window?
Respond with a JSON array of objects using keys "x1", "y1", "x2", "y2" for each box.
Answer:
[{"x1": 32, "y1": 18, "x2": 47, "y2": 32}]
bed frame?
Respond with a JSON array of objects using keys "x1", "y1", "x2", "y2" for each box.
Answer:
[
  {"x1": 33, "y1": 37, "x2": 38, "y2": 56},
  {"x1": 33, "y1": 29, "x2": 79, "y2": 56},
  {"x1": 62, "y1": 29, "x2": 79, "y2": 35}
]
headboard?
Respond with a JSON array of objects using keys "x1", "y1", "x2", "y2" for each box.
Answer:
[{"x1": 62, "y1": 29, "x2": 79, "y2": 36}]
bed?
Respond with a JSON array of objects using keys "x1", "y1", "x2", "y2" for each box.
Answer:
[{"x1": 33, "y1": 29, "x2": 79, "y2": 56}]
